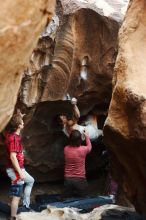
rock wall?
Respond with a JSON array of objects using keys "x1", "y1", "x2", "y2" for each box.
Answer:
[
  {"x1": 67, "y1": 9, "x2": 118, "y2": 115},
  {"x1": 19, "y1": 101, "x2": 104, "y2": 182},
  {"x1": 104, "y1": 0, "x2": 146, "y2": 216},
  {"x1": 19, "y1": 2, "x2": 119, "y2": 114},
  {"x1": 13, "y1": 4, "x2": 119, "y2": 182},
  {"x1": 0, "y1": 0, "x2": 56, "y2": 131},
  {"x1": 41, "y1": 14, "x2": 74, "y2": 101}
]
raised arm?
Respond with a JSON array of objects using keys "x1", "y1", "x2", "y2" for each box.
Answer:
[
  {"x1": 73, "y1": 104, "x2": 80, "y2": 119},
  {"x1": 71, "y1": 97, "x2": 80, "y2": 119}
]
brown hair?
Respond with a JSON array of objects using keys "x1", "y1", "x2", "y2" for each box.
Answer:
[
  {"x1": 6, "y1": 110, "x2": 24, "y2": 133},
  {"x1": 69, "y1": 130, "x2": 82, "y2": 147}
]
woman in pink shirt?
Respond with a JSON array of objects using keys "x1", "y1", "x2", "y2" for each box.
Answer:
[{"x1": 64, "y1": 129, "x2": 92, "y2": 197}]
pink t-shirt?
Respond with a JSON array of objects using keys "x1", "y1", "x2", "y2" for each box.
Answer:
[{"x1": 64, "y1": 136, "x2": 92, "y2": 178}]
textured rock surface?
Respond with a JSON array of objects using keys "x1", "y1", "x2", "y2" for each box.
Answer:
[
  {"x1": 67, "y1": 9, "x2": 119, "y2": 115},
  {"x1": 0, "y1": 0, "x2": 56, "y2": 131},
  {"x1": 41, "y1": 8, "x2": 119, "y2": 114},
  {"x1": 19, "y1": 1, "x2": 119, "y2": 113},
  {"x1": 61, "y1": 0, "x2": 129, "y2": 22},
  {"x1": 17, "y1": 205, "x2": 143, "y2": 220},
  {"x1": 14, "y1": 4, "x2": 119, "y2": 182},
  {"x1": 19, "y1": 101, "x2": 104, "y2": 182},
  {"x1": 104, "y1": 0, "x2": 146, "y2": 216},
  {"x1": 20, "y1": 15, "x2": 59, "y2": 107}
]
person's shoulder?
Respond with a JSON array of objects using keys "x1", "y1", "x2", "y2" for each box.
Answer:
[
  {"x1": 64, "y1": 145, "x2": 69, "y2": 153},
  {"x1": 5, "y1": 132, "x2": 15, "y2": 140},
  {"x1": 80, "y1": 145, "x2": 86, "y2": 148},
  {"x1": 4, "y1": 132, "x2": 15, "y2": 145},
  {"x1": 80, "y1": 145, "x2": 89, "y2": 151},
  {"x1": 64, "y1": 145, "x2": 69, "y2": 149},
  {"x1": 64, "y1": 145, "x2": 73, "y2": 151}
]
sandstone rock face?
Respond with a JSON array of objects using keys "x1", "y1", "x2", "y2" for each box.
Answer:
[
  {"x1": 41, "y1": 8, "x2": 119, "y2": 115},
  {"x1": 61, "y1": 0, "x2": 129, "y2": 22},
  {"x1": 14, "y1": 5, "x2": 119, "y2": 182},
  {"x1": 19, "y1": 1, "x2": 119, "y2": 114},
  {"x1": 0, "y1": 0, "x2": 56, "y2": 131},
  {"x1": 67, "y1": 9, "x2": 119, "y2": 115},
  {"x1": 20, "y1": 15, "x2": 59, "y2": 107},
  {"x1": 41, "y1": 13, "x2": 74, "y2": 101},
  {"x1": 104, "y1": 0, "x2": 146, "y2": 215}
]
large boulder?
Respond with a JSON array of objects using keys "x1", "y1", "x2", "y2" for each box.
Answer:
[
  {"x1": 0, "y1": 0, "x2": 56, "y2": 131},
  {"x1": 104, "y1": 0, "x2": 146, "y2": 216}
]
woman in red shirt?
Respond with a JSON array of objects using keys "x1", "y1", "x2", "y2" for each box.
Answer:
[{"x1": 64, "y1": 129, "x2": 92, "y2": 198}]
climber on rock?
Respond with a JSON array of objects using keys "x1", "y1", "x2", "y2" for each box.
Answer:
[
  {"x1": 60, "y1": 112, "x2": 103, "y2": 141},
  {"x1": 59, "y1": 97, "x2": 81, "y2": 137}
]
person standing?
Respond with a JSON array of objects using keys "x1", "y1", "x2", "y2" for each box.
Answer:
[
  {"x1": 5, "y1": 113, "x2": 34, "y2": 220},
  {"x1": 64, "y1": 129, "x2": 92, "y2": 197}
]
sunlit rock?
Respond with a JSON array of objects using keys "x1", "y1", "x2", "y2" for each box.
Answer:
[
  {"x1": 0, "y1": 0, "x2": 56, "y2": 131},
  {"x1": 61, "y1": 0, "x2": 129, "y2": 22},
  {"x1": 19, "y1": 1, "x2": 119, "y2": 113},
  {"x1": 17, "y1": 205, "x2": 143, "y2": 220},
  {"x1": 104, "y1": 0, "x2": 146, "y2": 216}
]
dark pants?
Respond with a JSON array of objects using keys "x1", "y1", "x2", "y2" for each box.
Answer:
[{"x1": 64, "y1": 177, "x2": 88, "y2": 198}]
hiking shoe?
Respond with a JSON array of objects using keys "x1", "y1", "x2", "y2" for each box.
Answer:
[
  {"x1": 109, "y1": 194, "x2": 116, "y2": 204},
  {"x1": 7, "y1": 217, "x2": 16, "y2": 220},
  {"x1": 18, "y1": 205, "x2": 34, "y2": 213}
]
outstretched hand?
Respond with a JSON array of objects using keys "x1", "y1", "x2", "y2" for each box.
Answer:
[{"x1": 71, "y1": 97, "x2": 77, "y2": 105}]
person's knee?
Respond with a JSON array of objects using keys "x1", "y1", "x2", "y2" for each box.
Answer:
[
  {"x1": 26, "y1": 176, "x2": 35, "y2": 186},
  {"x1": 30, "y1": 176, "x2": 35, "y2": 183},
  {"x1": 31, "y1": 177, "x2": 35, "y2": 185}
]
